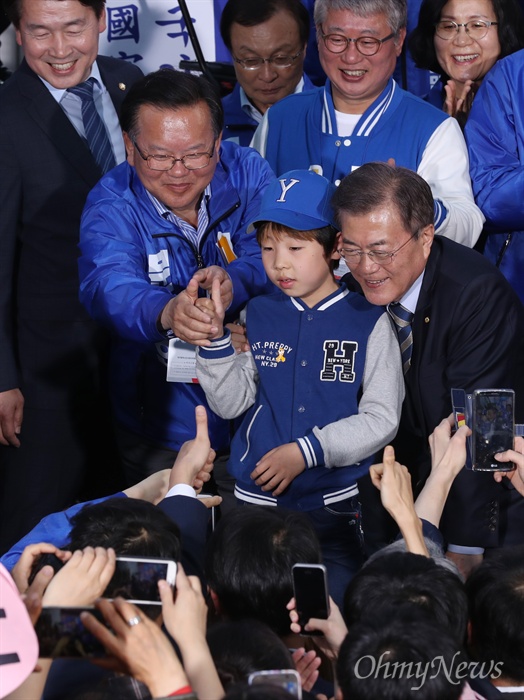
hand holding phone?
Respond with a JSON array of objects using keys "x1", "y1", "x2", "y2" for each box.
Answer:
[
  {"x1": 292, "y1": 563, "x2": 330, "y2": 636},
  {"x1": 103, "y1": 557, "x2": 177, "y2": 605}
]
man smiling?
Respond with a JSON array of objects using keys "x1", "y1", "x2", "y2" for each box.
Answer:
[
  {"x1": 252, "y1": 0, "x2": 483, "y2": 249},
  {"x1": 0, "y1": 0, "x2": 142, "y2": 552},
  {"x1": 220, "y1": 0, "x2": 315, "y2": 146},
  {"x1": 333, "y1": 162, "x2": 524, "y2": 574},
  {"x1": 78, "y1": 69, "x2": 274, "y2": 491}
]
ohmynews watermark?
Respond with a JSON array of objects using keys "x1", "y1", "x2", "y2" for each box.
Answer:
[{"x1": 354, "y1": 651, "x2": 503, "y2": 691}]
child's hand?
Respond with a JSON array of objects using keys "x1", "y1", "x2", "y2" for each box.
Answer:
[{"x1": 250, "y1": 443, "x2": 305, "y2": 496}]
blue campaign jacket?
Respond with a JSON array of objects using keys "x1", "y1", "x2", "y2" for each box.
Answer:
[
  {"x1": 222, "y1": 75, "x2": 315, "y2": 147},
  {"x1": 465, "y1": 50, "x2": 524, "y2": 304},
  {"x1": 262, "y1": 78, "x2": 450, "y2": 229},
  {"x1": 79, "y1": 141, "x2": 275, "y2": 450},
  {"x1": 200, "y1": 287, "x2": 384, "y2": 511},
  {"x1": 263, "y1": 79, "x2": 448, "y2": 177}
]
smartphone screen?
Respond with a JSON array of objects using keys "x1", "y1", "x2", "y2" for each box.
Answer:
[
  {"x1": 35, "y1": 607, "x2": 107, "y2": 658},
  {"x1": 472, "y1": 389, "x2": 515, "y2": 471},
  {"x1": 103, "y1": 557, "x2": 177, "y2": 604},
  {"x1": 292, "y1": 563, "x2": 329, "y2": 635},
  {"x1": 248, "y1": 669, "x2": 302, "y2": 699}
]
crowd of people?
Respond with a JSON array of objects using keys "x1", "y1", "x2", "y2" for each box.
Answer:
[{"x1": 0, "y1": 0, "x2": 523, "y2": 698}]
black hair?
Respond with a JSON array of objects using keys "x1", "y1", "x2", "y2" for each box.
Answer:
[
  {"x1": 256, "y1": 222, "x2": 340, "y2": 271},
  {"x1": 332, "y1": 162, "x2": 434, "y2": 237},
  {"x1": 29, "y1": 497, "x2": 182, "y2": 584},
  {"x1": 466, "y1": 544, "x2": 524, "y2": 683},
  {"x1": 336, "y1": 612, "x2": 466, "y2": 700},
  {"x1": 66, "y1": 497, "x2": 181, "y2": 560},
  {"x1": 205, "y1": 506, "x2": 322, "y2": 636},
  {"x1": 408, "y1": 0, "x2": 524, "y2": 78},
  {"x1": 3, "y1": 0, "x2": 106, "y2": 27},
  {"x1": 206, "y1": 618, "x2": 295, "y2": 690},
  {"x1": 343, "y1": 551, "x2": 468, "y2": 645},
  {"x1": 220, "y1": 0, "x2": 310, "y2": 51},
  {"x1": 120, "y1": 68, "x2": 224, "y2": 141}
]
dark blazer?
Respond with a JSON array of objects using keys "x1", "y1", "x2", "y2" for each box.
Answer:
[
  {"x1": 345, "y1": 236, "x2": 524, "y2": 548},
  {"x1": 158, "y1": 495, "x2": 210, "y2": 587},
  {"x1": 0, "y1": 56, "x2": 143, "y2": 551},
  {"x1": 0, "y1": 56, "x2": 143, "y2": 388}
]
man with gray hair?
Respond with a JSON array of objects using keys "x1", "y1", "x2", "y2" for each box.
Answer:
[{"x1": 251, "y1": 0, "x2": 483, "y2": 249}]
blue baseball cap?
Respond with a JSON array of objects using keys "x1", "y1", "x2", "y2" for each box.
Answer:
[{"x1": 249, "y1": 169, "x2": 338, "y2": 231}]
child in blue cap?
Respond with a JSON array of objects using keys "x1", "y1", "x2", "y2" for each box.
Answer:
[{"x1": 196, "y1": 169, "x2": 404, "y2": 604}]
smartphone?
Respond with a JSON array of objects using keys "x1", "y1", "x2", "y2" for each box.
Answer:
[
  {"x1": 248, "y1": 669, "x2": 302, "y2": 699},
  {"x1": 102, "y1": 556, "x2": 177, "y2": 604},
  {"x1": 292, "y1": 563, "x2": 330, "y2": 636},
  {"x1": 471, "y1": 388, "x2": 515, "y2": 472},
  {"x1": 35, "y1": 606, "x2": 107, "y2": 658}
]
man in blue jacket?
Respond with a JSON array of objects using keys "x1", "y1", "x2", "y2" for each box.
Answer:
[
  {"x1": 465, "y1": 48, "x2": 524, "y2": 305},
  {"x1": 78, "y1": 68, "x2": 275, "y2": 491},
  {"x1": 219, "y1": 0, "x2": 316, "y2": 146}
]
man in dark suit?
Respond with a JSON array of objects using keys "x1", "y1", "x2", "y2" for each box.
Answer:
[
  {"x1": 332, "y1": 162, "x2": 524, "y2": 576},
  {"x1": 0, "y1": 0, "x2": 143, "y2": 553}
]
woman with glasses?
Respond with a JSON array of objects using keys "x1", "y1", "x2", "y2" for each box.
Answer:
[{"x1": 409, "y1": 0, "x2": 524, "y2": 127}]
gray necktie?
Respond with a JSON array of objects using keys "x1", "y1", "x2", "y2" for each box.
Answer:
[
  {"x1": 67, "y1": 77, "x2": 116, "y2": 175},
  {"x1": 388, "y1": 302, "x2": 414, "y2": 374}
]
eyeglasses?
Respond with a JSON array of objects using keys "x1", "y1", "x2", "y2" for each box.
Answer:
[
  {"x1": 233, "y1": 49, "x2": 303, "y2": 71},
  {"x1": 434, "y1": 20, "x2": 498, "y2": 40},
  {"x1": 340, "y1": 232, "x2": 418, "y2": 266},
  {"x1": 132, "y1": 139, "x2": 216, "y2": 171},
  {"x1": 320, "y1": 28, "x2": 396, "y2": 56}
]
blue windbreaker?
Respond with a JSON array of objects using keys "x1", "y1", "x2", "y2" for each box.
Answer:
[{"x1": 79, "y1": 141, "x2": 275, "y2": 450}]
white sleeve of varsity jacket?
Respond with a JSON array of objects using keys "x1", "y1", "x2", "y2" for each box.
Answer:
[
  {"x1": 196, "y1": 338, "x2": 258, "y2": 420},
  {"x1": 313, "y1": 313, "x2": 405, "y2": 467},
  {"x1": 418, "y1": 118, "x2": 484, "y2": 248}
]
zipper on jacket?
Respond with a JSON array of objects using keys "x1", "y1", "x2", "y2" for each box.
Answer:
[
  {"x1": 197, "y1": 200, "x2": 241, "y2": 265},
  {"x1": 152, "y1": 231, "x2": 204, "y2": 268},
  {"x1": 152, "y1": 198, "x2": 241, "y2": 269}
]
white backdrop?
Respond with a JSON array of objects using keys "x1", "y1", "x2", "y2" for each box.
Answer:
[
  {"x1": 98, "y1": 0, "x2": 218, "y2": 76},
  {"x1": 0, "y1": 1, "x2": 220, "y2": 76}
]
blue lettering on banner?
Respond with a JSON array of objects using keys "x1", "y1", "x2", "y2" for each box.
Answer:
[
  {"x1": 114, "y1": 51, "x2": 143, "y2": 63},
  {"x1": 107, "y1": 4, "x2": 140, "y2": 43},
  {"x1": 156, "y1": 6, "x2": 196, "y2": 46}
]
